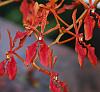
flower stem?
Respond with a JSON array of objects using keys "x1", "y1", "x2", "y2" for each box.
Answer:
[
  {"x1": 65, "y1": 9, "x2": 87, "y2": 32},
  {"x1": 14, "y1": 52, "x2": 25, "y2": 63},
  {"x1": 78, "y1": 0, "x2": 89, "y2": 8},
  {"x1": 94, "y1": 0, "x2": 100, "y2": 6},
  {"x1": 50, "y1": 9, "x2": 69, "y2": 27},
  {"x1": 32, "y1": 62, "x2": 51, "y2": 76},
  {"x1": 44, "y1": 10, "x2": 87, "y2": 44},
  {"x1": 61, "y1": 27, "x2": 76, "y2": 36},
  {"x1": 14, "y1": 52, "x2": 51, "y2": 76},
  {"x1": 48, "y1": 10, "x2": 87, "y2": 46},
  {"x1": 43, "y1": 24, "x2": 60, "y2": 35},
  {"x1": 48, "y1": 33, "x2": 64, "y2": 47},
  {"x1": 55, "y1": 0, "x2": 64, "y2": 9},
  {"x1": 0, "y1": 0, "x2": 16, "y2": 7},
  {"x1": 57, "y1": 36, "x2": 75, "y2": 44}
]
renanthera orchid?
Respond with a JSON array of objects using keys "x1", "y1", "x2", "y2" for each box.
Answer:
[{"x1": 0, "y1": 0, "x2": 100, "y2": 92}]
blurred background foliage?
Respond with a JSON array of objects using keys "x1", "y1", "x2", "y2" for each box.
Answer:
[{"x1": 0, "y1": 0, "x2": 100, "y2": 59}]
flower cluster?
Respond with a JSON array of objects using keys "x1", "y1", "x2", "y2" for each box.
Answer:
[
  {"x1": 0, "y1": 0, "x2": 100, "y2": 92},
  {"x1": 49, "y1": 72, "x2": 68, "y2": 92}
]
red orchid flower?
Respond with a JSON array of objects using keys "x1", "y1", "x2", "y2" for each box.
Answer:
[
  {"x1": 25, "y1": 35, "x2": 53, "y2": 68},
  {"x1": 14, "y1": 31, "x2": 54, "y2": 67},
  {"x1": 76, "y1": 37, "x2": 97, "y2": 67},
  {"x1": 72, "y1": 9, "x2": 97, "y2": 67},
  {"x1": 0, "y1": 31, "x2": 17, "y2": 80},
  {"x1": 72, "y1": 9, "x2": 87, "y2": 67},
  {"x1": 20, "y1": 0, "x2": 49, "y2": 32},
  {"x1": 85, "y1": 0, "x2": 100, "y2": 29},
  {"x1": 78, "y1": 0, "x2": 96, "y2": 40},
  {"x1": 20, "y1": 0, "x2": 67, "y2": 33},
  {"x1": 20, "y1": 0, "x2": 38, "y2": 24},
  {"x1": 82, "y1": 0, "x2": 96, "y2": 40},
  {"x1": 75, "y1": 37, "x2": 87, "y2": 67},
  {"x1": 49, "y1": 72, "x2": 68, "y2": 92},
  {"x1": 0, "y1": 56, "x2": 17, "y2": 80}
]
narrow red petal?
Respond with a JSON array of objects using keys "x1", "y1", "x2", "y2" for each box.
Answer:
[
  {"x1": 72, "y1": 9, "x2": 78, "y2": 33},
  {"x1": 51, "y1": 56, "x2": 57, "y2": 69},
  {"x1": 0, "y1": 61, "x2": 5, "y2": 76},
  {"x1": 7, "y1": 30, "x2": 14, "y2": 50},
  {"x1": 84, "y1": 14, "x2": 95, "y2": 40},
  {"x1": 57, "y1": 0, "x2": 80, "y2": 14},
  {"x1": 39, "y1": 40, "x2": 52, "y2": 67},
  {"x1": 65, "y1": 1, "x2": 80, "y2": 9},
  {"x1": 7, "y1": 56, "x2": 17, "y2": 80},
  {"x1": 39, "y1": 43, "x2": 49, "y2": 67},
  {"x1": 25, "y1": 41, "x2": 37, "y2": 65},
  {"x1": 14, "y1": 31, "x2": 27, "y2": 41},
  {"x1": 75, "y1": 40, "x2": 87, "y2": 67},
  {"x1": 33, "y1": 2, "x2": 39, "y2": 17},
  {"x1": 41, "y1": 9, "x2": 49, "y2": 32},
  {"x1": 20, "y1": 0, "x2": 29, "y2": 22},
  {"x1": 87, "y1": 45, "x2": 97, "y2": 65},
  {"x1": 48, "y1": 49, "x2": 53, "y2": 68},
  {"x1": 89, "y1": 0, "x2": 92, "y2": 6}
]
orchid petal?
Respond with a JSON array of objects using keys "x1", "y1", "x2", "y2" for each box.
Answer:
[
  {"x1": 7, "y1": 30, "x2": 14, "y2": 50},
  {"x1": 14, "y1": 31, "x2": 27, "y2": 41},
  {"x1": 0, "y1": 61, "x2": 5, "y2": 76},
  {"x1": 75, "y1": 40, "x2": 87, "y2": 67},
  {"x1": 20, "y1": 0, "x2": 29, "y2": 22},
  {"x1": 84, "y1": 14, "x2": 95, "y2": 40},
  {"x1": 39, "y1": 40, "x2": 52, "y2": 67},
  {"x1": 87, "y1": 45, "x2": 97, "y2": 65},
  {"x1": 25, "y1": 41, "x2": 37, "y2": 65},
  {"x1": 7, "y1": 56, "x2": 17, "y2": 80}
]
